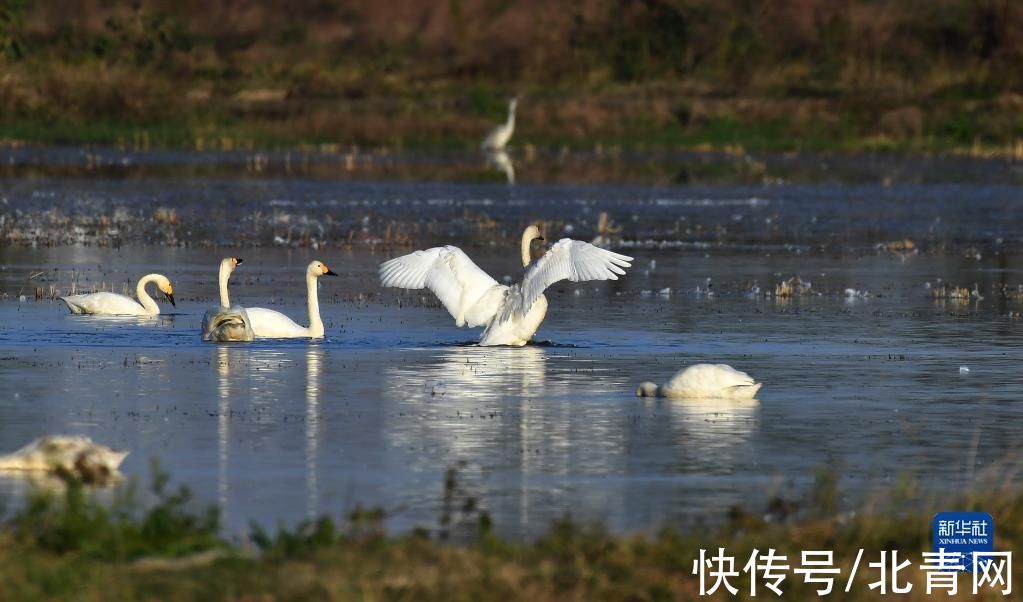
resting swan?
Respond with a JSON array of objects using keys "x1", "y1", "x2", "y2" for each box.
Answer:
[
  {"x1": 201, "y1": 257, "x2": 254, "y2": 342},
  {"x1": 246, "y1": 261, "x2": 337, "y2": 339},
  {"x1": 0, "y1": 435, "x2": 128, "y2": 483},
  {"x1": 379, "y1": 225, "x2": 633, "y2": 346},
  {"x1": 636, "y1": 364, "x2": 762, "y2": 400},
  {"x1": 60, "y1": 274, "x2": 175, "y2": 316}
]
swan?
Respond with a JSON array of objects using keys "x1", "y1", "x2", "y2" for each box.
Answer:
[
  {"x1": 0, "y1": 435, "x2": 128, "y2": 483},
  {"x1": 379, "y1": 225, "x2": 633, "y2": 346},
  {"x1": 201, "y1": 256, "x2": 254, "y2": 342},
  {"x1": 246, "y1": 260, "x2": 337, "y2": 339},
  {"x1": 60, "y1": 273, "x2": 175, "y2": 316},
  {"x1": 481, "y1": 97, "x2": 518, "y2": 150},
  {"x1": 636, "y1": 364, "x2": 762, "y2": 400}
]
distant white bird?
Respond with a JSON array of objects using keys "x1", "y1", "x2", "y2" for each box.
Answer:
[
  {"x1": 481, "y1": 98, "x2": 518, "y2": 151},
  {"x1": 380, "y1": 225, "x2": 633, "y2": 346},
  {"x1": 60, "y1": 274, "x2": 175, "y2": 316},
  {"x1": 201, "y1": 257, "x2": 254, "y2": 342},
  {"x1": 0, "y1": 435, "x2": 128, "y2": 482},
  {"x1": 636, "y1": 364, "x2": 762, "y2": 400},
  {"x1": 247, "y1": 261, "x2": 337, "y2": 339}
]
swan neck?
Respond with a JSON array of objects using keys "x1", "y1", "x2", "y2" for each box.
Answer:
[
  {"x1": 218, "y1": 262, "x2": 231, "y2": 308},
  {"x1": 520, "y1": 230, "x2": 533, "y2": 267},
  {"x1": 306, "y1": 272, "x2": 324, "y2": 337},
  {"x1": 136, "y1": 274, "x2": 161, "y2": 315}
]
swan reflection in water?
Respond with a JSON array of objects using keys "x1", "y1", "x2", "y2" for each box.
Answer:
[
  {"x1": 383, "y1": 344, "x2": 548, "y2": 477},
  {"x1": 217, "y1": 346, "x2": 231, "y2": 519},
  {"x1": 657, "y1": 397, "x2": 761, "y2": 468},
  {"x1": 387, "y1": 345, "x2": 546, "y2": 405},
  {"x1": 305, "y1": 346, "x2": 323, "y2": 520},
  {"x1": 484, "y1": 150, "x2": 515, "y2": 184},
  {"x1": 384, "y1": 345, "x2": 553, "y2": 526},
  {"x1": 215, "y1": 347, "x2": 322, "y2": 524}
]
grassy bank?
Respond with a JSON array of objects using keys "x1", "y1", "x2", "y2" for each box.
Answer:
[
  {"x1": 3, "y1": 1, "x2": 1023, "y2": 155},
  {"x1": 2, "y1": 464, "x2": 1020, "y2": 600},
  {"x1": 5, "y1": 93, "x2": 1023, "y2": 159}
]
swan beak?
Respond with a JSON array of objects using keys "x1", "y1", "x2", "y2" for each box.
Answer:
[
  {"x1": 324, "y1": 268, "x2": 338, "y2": 277},
  {"x1": 235, "y1": 257, "x2": 243, "y2": 265},
  {"x1": 166, "y1": 293, "x2": 176, "y2": 306}
]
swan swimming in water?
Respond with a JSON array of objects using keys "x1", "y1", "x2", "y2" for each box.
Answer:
[
  {"x1": 379, "y1": 225, "x2": 633, "y2": 346},
  {"x1": 246, "y1": 260, "x2": 337, "y2": 339},
  {"x1": 481, "y1": 97, "x2": 518, "y2": 151},
  {"x1": 201, "y1": 257, "x2": 254, "y2": 342},
  {"x1": 60, "y1": 273, "x2": 175, "y2": 316},
  {"x1": 0, "y1": 435, "x2": 128, "y2": 483},
  {"x1": 636, "y1": 364, "x2": 762, "y2": 400}
]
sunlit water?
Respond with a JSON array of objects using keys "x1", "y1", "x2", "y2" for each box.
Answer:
[{"x1": 1, "y1": 148, "x2": 1022, "y2": 539}]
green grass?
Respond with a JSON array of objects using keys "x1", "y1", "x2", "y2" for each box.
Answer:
[
  {"x1": 1, "y1": 462, "x2": 1020, "y2": 600},
  {"x1": 2, "y1": 96, "x2": 1023, "y2": 159}
]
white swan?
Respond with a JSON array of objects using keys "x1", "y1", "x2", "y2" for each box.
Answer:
[
  {"x1": 60, "y1": 274, "x2": 175, "y2": 316},
  {"x1": 201, "y1": 256, "x2": 254, "y2": 342},
  {"x1": 0, "y1": 435, "x2": 128, "y2": 482},
  {"x1": 636, "y1": 364, "x2": 762, "y2": 400},
  {"x1": 247, "y1": 260, "x2": 337, "y2": 339},
  {"x1": 379, "y1": 225, "x2": 633, "y2": 346},
  {"x1": 481, "y1": 97, "x2": 518, "y2": 150}
]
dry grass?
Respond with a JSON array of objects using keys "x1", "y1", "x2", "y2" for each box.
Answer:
[{"x1": 2, "y1": 1, "x2": 1023, "y2": 151}]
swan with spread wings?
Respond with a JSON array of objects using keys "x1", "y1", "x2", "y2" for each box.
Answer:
[{"x1": 379, "y1": 225, "x2": 632, "y2": 346}]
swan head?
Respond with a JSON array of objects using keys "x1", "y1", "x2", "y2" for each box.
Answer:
[
  {"x1": 222, "y1": 256, "x2": 243, "y2": 273},
  {"x1": 308, "y1": 260, "x2": 338, "y2": 278},
  {"x1": 522, "y1": 224, "x2": 543, "y2": 243},
  {"x1": 509, "y1": 97, "x2": 518, "y2": 112},
  {"x1": 157, "y1": 276, "x2": 175, "y2": 306},
  {"x1": 636, "y1": 382, "x2": 660, "y2": 397},
  {"x1": 520, "y1": 224, "x2": 545, "y2": 267}
]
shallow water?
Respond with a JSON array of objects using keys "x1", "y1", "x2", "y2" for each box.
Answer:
[{"x1": 1, "y1": 148, "x2": 1022, "y2": 539}]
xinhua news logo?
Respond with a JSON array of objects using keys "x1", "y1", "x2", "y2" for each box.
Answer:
[
  {"x1": 932, "y1": 511, "x2": 994, "y2": 571},
  {"x1": 687, "y1": 511, "x2": 1012, "y2": 596}
]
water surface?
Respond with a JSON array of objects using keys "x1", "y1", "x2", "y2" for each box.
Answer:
[{"x1": 0, "y1": 148, "x2": 1021, "y2": 538}]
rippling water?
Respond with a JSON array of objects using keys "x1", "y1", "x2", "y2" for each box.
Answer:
[{"x1": 0, "y1": 148, "x2": 1021, "y2": 538}]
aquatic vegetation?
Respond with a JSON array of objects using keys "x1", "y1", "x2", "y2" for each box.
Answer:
[
  {"x1": 772, "y1": 276, "x2": 813, "y2": 299},
  {"x1": 929, "y1": 283, "x2": 972, "y2": 301}
]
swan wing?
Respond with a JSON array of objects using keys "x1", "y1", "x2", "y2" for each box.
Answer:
[
  {"x1": 379, "y1": 246, "x2": 500, "y2": 326},
  {"x1": 247, "y1": 307, "x2": 308, "y2": 338},
  {"x1": 503, "y1": 239, "x2": 632, "y2": 320},
  {"x1": 60, "y1": 292, "x2": 146, "y2": 316}
]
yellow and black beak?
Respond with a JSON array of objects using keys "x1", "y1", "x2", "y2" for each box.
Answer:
[
  {"x1": 235, "y1": 257, "x2": 243, "y2": 265},
  {"x1": 538, "y1": 236, "x2": 545, "y2": 241},
  {"x1": 324, "y1": 268, "x2": 338, "y2": 277},
  {"x1": 166, "y1": 292, "x2": 176, "y2": 306}
]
